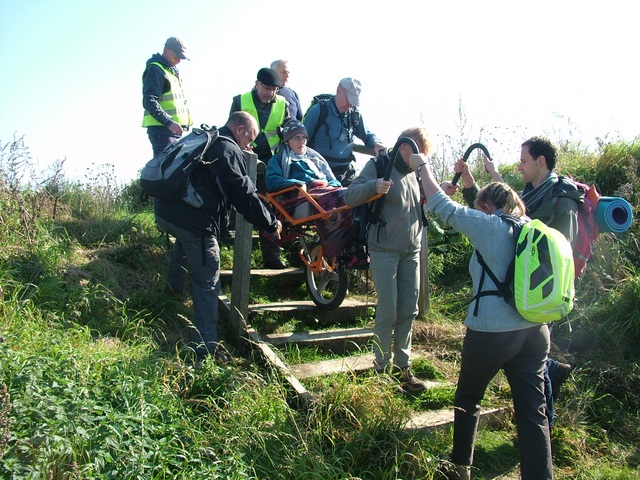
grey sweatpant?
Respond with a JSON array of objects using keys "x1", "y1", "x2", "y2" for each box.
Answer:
[{"x1": 369, "y1": 249, "x2": 420, "y2": 370}]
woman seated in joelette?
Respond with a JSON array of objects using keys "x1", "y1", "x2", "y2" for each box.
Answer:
[
  {"x1": 266, "y1": 118, "x2": 342, "y2": 192},
  {"x1": 266, "y1": 118, "x2": 351, "y2": 260}
]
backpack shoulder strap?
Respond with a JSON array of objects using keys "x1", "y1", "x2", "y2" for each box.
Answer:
[
  {"x1": 192, "y1": 126, "x2": 222, "y2": 165},
  {"x1": 368, "y1": 153, "x2": 391, "y2": 227},
  {"x1": 471, "y1": 214, "x2": 520, "y2": 315},
  {"x1": 374, "y1": 154, "x2": 388, "y2": 177},
  {"x1": 309, "y1": 99, "x2": 329, "y2": 142}
]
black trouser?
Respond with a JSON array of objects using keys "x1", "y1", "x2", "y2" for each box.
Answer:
[
  {"x1": 325, "y1": 158, "x2": 357, "y2": 187},
  {"x1": 255, "y1": 169, "x2": 282, "y2": 265},
  {"x1": 451, "y1": 326, "x2": 553, "y2": 480}
]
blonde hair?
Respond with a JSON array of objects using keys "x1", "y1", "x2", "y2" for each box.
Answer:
[
  {"x1": 474, "y1": 182, "x2": 526, "y2": 217},
  {"x1": 398, "y1": 126, "x2": 433, "y2": 155}
]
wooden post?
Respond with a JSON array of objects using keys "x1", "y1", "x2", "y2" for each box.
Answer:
[
  {"x1": 229, "y1": 151, "x2": 258, "y2": 345},
  {"x1": 418, "y1": 209, "x2": 430, "y2": 316}
]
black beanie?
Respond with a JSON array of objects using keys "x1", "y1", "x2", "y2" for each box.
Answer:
[{"x1": 282, "y1": 119, "x2": 308, "y2": 143}]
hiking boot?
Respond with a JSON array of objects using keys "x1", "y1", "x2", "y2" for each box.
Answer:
[
  {"x1": 394, "y1": 367, "x2": 428, "y2": 394},
  {"x1": 445, "y1": 465, "x2": 471, "y2": 480},
  {"x1": 551, "y1": 362, "x2": 572, "y2": 400}
]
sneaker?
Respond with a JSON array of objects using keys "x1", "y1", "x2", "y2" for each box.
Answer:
[
  {"x1": 551, "y1": 363, "x2": 572, "y2": 400},
  {"x1": 394, "y1": 367, "x2": 428, "y2": 394}
]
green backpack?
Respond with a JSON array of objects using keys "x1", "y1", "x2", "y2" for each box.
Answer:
[{"x1": 472, "y1": 215, "x2": 575, "y2": 323}]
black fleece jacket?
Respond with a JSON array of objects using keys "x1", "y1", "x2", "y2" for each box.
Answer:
[{"x1": 154, "y1": 126, "x2": 278, "y2": 237}]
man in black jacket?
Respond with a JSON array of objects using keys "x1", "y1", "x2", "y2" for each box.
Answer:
[{"x1": 155, "y1": 111, "x2": 282, "y2": 359}]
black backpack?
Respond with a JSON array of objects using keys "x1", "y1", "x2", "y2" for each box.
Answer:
[
  {"x1": 347, "y1": 138, "x2": 426, "y2": 268},
  {"x1": 140, "y1": 125, "x2": 221, "y2": 208},
  {"x1": 345, "y1": 155, "x2": 390, "y2": 268}
]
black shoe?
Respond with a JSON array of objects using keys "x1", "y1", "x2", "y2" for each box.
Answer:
[
  {"x1": 445, "y1": 465, "x2": 471, "y2": 480},
  {"x1": 264, "y1": 259, "x2": 288, "y2": 269},
  {"x1": 551, "y1": 363, "x2": 572, "y2": 400},
  {"x1": 193, "y1": 345, "x2": 233, "y2": 365},
  {"x1": 163, "y1": 286, "x2": 184, "y2": 298},
  {"x1": 221, "y1": 229, "x2": 235, "y2": 246}
]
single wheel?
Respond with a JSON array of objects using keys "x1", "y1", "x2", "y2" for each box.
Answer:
[{"x1": 305, "y1": 245, "x2": 348, "y2": 310}]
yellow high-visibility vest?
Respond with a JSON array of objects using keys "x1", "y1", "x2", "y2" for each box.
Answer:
[
  {"x1": 240, "y1": 92, "x2": 286, "y2": 151},
  {"x1": 142, "y1": 62, "x2": 191, "y2": 127}
]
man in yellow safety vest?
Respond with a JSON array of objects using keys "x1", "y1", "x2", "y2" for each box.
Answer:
[{"x1": 142, "y1": 36, "x2": 193, "y2": 156}]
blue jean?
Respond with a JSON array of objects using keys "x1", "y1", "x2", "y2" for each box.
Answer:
[
  {"x1": 156, "y1": 216, "x2": 221, "y2": 355},
  {"x1": 369, "y1": 249, "x2": 420, "y2": 370},
  {"x1": 451, "y1": 326, "x2": 553, "y2": 480},
  {"x1": 148, "y1": 132, "x2": 180, "y2": 157}
]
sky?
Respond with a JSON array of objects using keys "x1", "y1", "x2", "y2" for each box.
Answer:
[{"x1": 1, "y1": 0, "x2": 638, "y2": 185}]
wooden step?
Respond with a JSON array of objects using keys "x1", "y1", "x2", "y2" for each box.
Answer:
[
  {"x1": 220, "y1": 267, "x2": 304, "y2": 277},
  {"x1": 405, "y1": 406, "x2": 512, "y2": 432},
  {"x1": 262, "y1": 327, "x2": 373, "y2": 354},
  {"x1": 220, "y1": 267, "x2": 305, "y2": 290},
  {"x1": 249, "y1": 298, "x2": 369, "y2": 311},
  {"x1": 249, "y1": 299, "x2": 372, "y2": 323},
  {"x1": 288, "y1": 353, "x2": 449, "y2": 388},
  {"x1": 289, "y1": 353, "x2": 376, "y2": 379}
]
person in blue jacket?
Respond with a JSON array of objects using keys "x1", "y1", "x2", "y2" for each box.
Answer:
[
  {"x1": 266, "y1": 119, "x2": 341, "y2": 192},
  {"x1": 303, "y1": 78, "x2": 386, "y2": 186}
]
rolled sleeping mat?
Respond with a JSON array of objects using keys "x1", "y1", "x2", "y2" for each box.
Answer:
[{"x1": 595, "y1": 196, "x2": 634, "y2": 233}]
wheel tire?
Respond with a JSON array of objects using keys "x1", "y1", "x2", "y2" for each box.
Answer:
[{"x1": 304, "y1": 245, "x2": 348, "y2": 310}]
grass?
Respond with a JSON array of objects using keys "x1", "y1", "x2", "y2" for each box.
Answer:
[{"x1": 1, "y1": 134, "x2": 640, "y2": 478}]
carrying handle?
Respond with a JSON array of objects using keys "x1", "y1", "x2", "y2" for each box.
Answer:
[
  {"x1": 384, "y1": 137, "x2": 419, "y2": 180},
  {"x1": 367, "y1": 137, "x2": 420, "y2": 221},
  {"x1": 451, "y1": 143, "x2": 492, "y2": 186}
]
